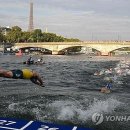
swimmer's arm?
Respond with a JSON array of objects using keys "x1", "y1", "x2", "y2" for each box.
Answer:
[
  {"x1": 30, "y1": 77, "x2": 40, "y2": 86},
  {"x1": 36, "y1": 76, "x2": 44, "y2": 86},
  {"x1": 0, "y1": 70, "x2": 5, "y2": 77},
  {"x1": 0, "y1": 70, "x2": 13, "y2": 78},
  {"x1": 31, "y1": 71, "x2": 45, "y2": 87},
  {"x1": 39, "y1": 77, "x2": 43, "y2": 85},
  {"x1": 30, "y1": 76, "x2": 44, "y2": 87}
]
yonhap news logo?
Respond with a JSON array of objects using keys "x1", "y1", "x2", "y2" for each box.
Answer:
[
  {"x1": 92, "y1": 113, "x2": 104, "y2": 125},
  {"x1": 92, "y1": 113, "x2": 130, "y2": 125}
]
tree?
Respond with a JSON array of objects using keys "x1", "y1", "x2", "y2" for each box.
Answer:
[
  {"x1": 0, "y1": 32, "x2": 6, "y2": 43},
  {"x1": 6, "y1": 26, "x2": 22, "y2": 43},
  {"x1": 21, "y1": 32, "x2": 31, "y2": 42},
  {"x1": 4, "y1": 26, "x2": 81, "y2": 43},
  {"x1": 31, "y1": 29, "x2": 42, "y2": 42}
]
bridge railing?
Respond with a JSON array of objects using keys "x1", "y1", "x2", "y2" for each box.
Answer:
[{"x1": 15, "y1": 41, "x2": 130, "y2": 45}]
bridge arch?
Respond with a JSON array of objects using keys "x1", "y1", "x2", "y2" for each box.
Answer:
[
  {"x1": 109, "y1": 46, "x2": 130, "y2": 55},
  {"x1": 58, "y1": 45, "x2": 101, "y2": 55},
  {"x1": 109, "y1": 46, "x2": 130, "y2": 52},
  {"x1": 14, "y1": 46, "x2": 52, "y2": 54}
]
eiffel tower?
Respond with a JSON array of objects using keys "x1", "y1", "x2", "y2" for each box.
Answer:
[{"x1": 28, "y1": 1, "x2": 34, "y2": 32}]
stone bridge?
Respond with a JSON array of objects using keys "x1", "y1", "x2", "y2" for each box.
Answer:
[{"x1": 14, "y1": 41, "x2": 130, "y2": 55}]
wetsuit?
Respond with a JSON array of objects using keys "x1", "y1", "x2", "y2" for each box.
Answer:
[{"x1": 11, "y1": 69, "x2": 33, "y2": 79}]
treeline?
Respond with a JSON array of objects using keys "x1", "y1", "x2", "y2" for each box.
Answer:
[{"x1": 0, "y1": 26, "x2": 80, "y2": 43}]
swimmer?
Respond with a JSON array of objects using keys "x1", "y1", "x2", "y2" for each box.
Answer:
[
  {"x1": 105, "y1": 79, "x2": 113, "y2": 90},
  {"x1": 101, "y1": 79, "x2": 112, "y2": 93},
  {"x1": 27, "y1": 56, "x2": 34, "y2": 64},
  {"x1": 105, "y1": 68, "x2": 112, "y2": 74},
  {"x1": 37, "y1": 58, "x2": 42, "y2": 62},
  {"x1": 94, "y1": 71, "x2": 101, "y2": 76},
  {"x1": 0, "y1": 68, "x2": 44, "y2": 87}
]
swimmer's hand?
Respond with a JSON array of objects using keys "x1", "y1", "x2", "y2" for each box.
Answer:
[{"x1": 41, "y1": 84, "x2": 45, "y2": 87}]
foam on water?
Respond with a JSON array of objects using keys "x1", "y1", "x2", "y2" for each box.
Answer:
[
  {"x1": 8, "y1": 101, "x2": 44, "y2": 120},
  {"x1": 103, "y1": 75, "x2": 123, "y2": 85},
  {"x1": 48, "y1": 98, "x2": 121, "y2": 123},
  {"x1": 8, "y1": 102, "x2": 19, "y2": 111},
  {"x1": 8, "y1": 100, "x2": 31, "y2": 111},
  {"x1": 32, "y1": 107, "x2": 44, "y2": 120},
  {"x1": 100, "y1": 60, "x2": 130, "y2": 85}
]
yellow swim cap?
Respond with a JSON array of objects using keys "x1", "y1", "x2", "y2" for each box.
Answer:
[{"x1": 22, "y1": 69, "x2": 33, "y2": 79}]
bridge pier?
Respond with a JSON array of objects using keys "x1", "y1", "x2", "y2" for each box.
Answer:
[
  {"x1": 52, "y1": 51, "x2": 59, "y2": 55},
  {"x1": 96, "y1": 52, "x2": 101, "y2": 56},
  {"x1": 108, "y1": 52, "x2": 113, "y2": 56}
]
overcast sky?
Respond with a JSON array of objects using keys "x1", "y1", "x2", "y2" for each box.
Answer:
[{"x1": 0, "y1": 0, "x2": 130, "y2": 41}]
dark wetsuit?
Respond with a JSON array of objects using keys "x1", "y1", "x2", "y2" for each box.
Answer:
[
  {"x1": 11, "y1": 70, "x2": 23, "y2": 79},
  {"x1": 11, "y1": 69, "x2": 34, "y2": 79}
]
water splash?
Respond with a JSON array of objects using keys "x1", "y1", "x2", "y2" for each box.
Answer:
[{"x1": 48, "y1": 98, "x2": 121, "y2": 123}]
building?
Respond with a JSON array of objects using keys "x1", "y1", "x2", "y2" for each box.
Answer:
[{"x1": 0, "y1": 26, "x2": 11, "y2": 35}]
